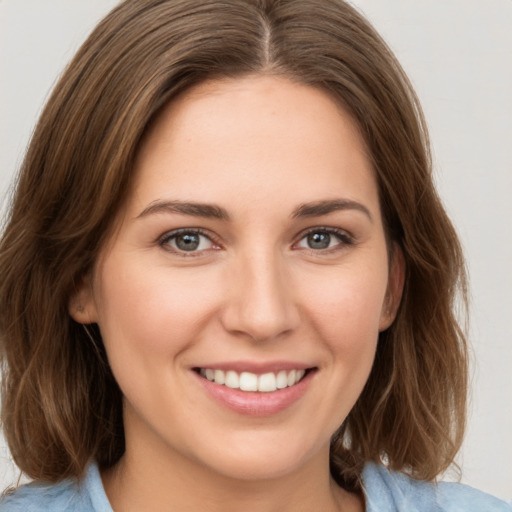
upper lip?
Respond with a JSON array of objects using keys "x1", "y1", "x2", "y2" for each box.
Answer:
[{"x1": 192, "y1": 361, "x2": 315, "y2": 374}]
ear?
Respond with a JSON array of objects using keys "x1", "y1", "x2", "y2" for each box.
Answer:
[
  {"x1": 68, "y1": 274, "x2": 99, "y2": 324},
  {"x1": 379, "y1": 244, "x2": 405, "y2": 331}
]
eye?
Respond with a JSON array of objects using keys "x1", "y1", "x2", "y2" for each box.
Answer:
[
  {"x1": 159, "y1": 229, "x2": 217, "y2": 253},
  {"x1": 296, "y1": 228, "x2": 352, "y2": 251}
]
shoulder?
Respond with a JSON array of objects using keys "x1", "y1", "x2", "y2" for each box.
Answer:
[
  {"x1": 0, "y1": 463, "x2": 112, "y2": 512},
  {"x1": 0, "y1": 478, "x2": 86, "y2": 512},
  {"x1": 362, "y1": 462, "x2": 511, "y2": 512}
]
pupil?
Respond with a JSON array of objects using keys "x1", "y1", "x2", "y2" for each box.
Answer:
[
  {"x1": 308, "y1": 232, "x2": 330, "y2": 249},
  {"x1": 176, "y1": 233, "x2": 200, "y2": 251}
]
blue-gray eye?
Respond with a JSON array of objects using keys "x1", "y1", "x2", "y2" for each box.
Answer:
[
  {"x1": 307, "y1": 232, "x2": 331, "y2": 249},
  {"x1": 176, "y1": 233, "x2": 201, "y2": 251},
  {"x1": 162, "y1": 231, "x2": 214, "y2": 252},
  {"x1": 297, "y1": 229, "x2": 349, "y2": 250}
]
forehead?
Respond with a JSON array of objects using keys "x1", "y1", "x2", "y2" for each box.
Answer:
[{"x1": 128, "y1": 75, "x2": 378, "y2": 219}]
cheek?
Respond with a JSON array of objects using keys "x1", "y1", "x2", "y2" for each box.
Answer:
[
  {"x1": 301, "y1": 261, "x2": 389, "y2": 340},
  {"x1": 291, "y1": 264, "x2": 388, "y2": 433},
  {"x1": 94, "y1": 258, "x2": 221, "y2": 357},
  {"x1": 297, "y1": 258, "x2": 388, "y2": 398}
]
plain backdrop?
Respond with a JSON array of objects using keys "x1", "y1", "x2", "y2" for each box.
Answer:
[{"x1": 1, "y1": 0, "x2": 511, "y2": 501}]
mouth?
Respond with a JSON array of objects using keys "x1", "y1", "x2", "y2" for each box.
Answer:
[
  {"x1": 194, "y1": 367, "x2": 313, "y2": 393},
  {"x1": 193, "y1": 365, "x2": 316, "y2": 416}
]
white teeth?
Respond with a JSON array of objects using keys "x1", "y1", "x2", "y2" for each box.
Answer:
[
  {"x1": 225, "y1": 370, "x2": 239, "y2": 389},
  {"x1": 214, "y1": 369, "x2": 225, "y2": 385},
  {"x1": 258, "y1": 372, "x2": 277, "y2": 392},
  {"x1": 199, "y1": 368, "x2": 307, "y2": 392},
  {"x1": 239, "y1": 372, "x2": 258, "y2": 391},
  {"x1": 276, "y1": 370, "x2": 288, "y2": 389}
]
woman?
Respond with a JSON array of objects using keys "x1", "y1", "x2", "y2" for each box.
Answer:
[{"x1": 0, "y1": 0, "x2": 509, "y2": 510}]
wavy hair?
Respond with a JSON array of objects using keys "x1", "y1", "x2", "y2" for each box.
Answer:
[{"x1": 0, "y1": 0, "x2": 467, "y2": 489}]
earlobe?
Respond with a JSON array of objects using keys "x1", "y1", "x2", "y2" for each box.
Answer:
[
  {"x1": 68, "y1": 274, "x2": 98, "y2": 324},
  {"x1": 379, "y1": 244, "x2": 405, "y2": 331}
]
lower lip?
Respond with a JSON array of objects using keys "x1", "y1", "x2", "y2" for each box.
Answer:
[{"x1": 194, "y1": 371, "x2": 314, "y2": 416}]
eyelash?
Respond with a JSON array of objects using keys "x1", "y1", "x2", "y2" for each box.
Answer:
[{"x1": 157, "y1": 226, "x2": 354, "y2": 256}]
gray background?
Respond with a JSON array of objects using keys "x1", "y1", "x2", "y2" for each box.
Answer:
[{"x1": 1, "y1": 0, "x2": 511, "y2": 500}]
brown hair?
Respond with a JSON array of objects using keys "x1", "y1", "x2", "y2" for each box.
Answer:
[{"x1": 0, "y1": 0, "x2": 467, "y2": 489}]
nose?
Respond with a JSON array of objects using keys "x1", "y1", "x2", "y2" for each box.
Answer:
[{"x1": 220, "y1": 250, "x2": 300, "y2": 342}]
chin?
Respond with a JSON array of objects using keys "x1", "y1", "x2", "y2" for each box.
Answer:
[{"x1": 188, "y1": 430, "x2": 328, "y2": 482}]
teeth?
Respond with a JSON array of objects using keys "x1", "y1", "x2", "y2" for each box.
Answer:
[
  {"x1": 276, "y1": 370, "x2": 288, "y2": 389},
  {"x1": 258, "y1": 372, "x2": 276, "y2": 392},
  {"x1": 214, "y1": 369, "x2": 225, "y2": 385},
  {"x1": 225, "y1": 370, "x2": 239, "y2": 389},
  {"x1": 239, "y1": 372, "x2": 258, "y2": 391},
  {"x1": 199, "y1": 368, "x2": 307, "y2": 392}
]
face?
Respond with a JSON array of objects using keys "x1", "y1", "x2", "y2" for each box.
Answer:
[{"x1": 72, "y1": 75, "x2": 403, "y2": 483}]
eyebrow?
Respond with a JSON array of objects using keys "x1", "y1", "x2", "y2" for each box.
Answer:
[
  {"x1": 136, "y1": 198, "x2": 372, "y2": 222},
  {"x1": 137, "y1": 200, "x2": 230, "y2": 220},
  {"x1": 292, "y1": 199, "x2": 373, "y2": 222}
]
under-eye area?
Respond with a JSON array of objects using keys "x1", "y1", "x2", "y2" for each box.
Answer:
[{"x1": 194, "y1": 367, "x2": 317, "y2": 393}]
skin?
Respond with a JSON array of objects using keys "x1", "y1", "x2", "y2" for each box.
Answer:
[{"x1": 71, "y1": 75, "x2": 404, "y2": 512}]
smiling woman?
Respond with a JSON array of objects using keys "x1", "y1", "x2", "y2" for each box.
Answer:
[
  {"x1": 0, "y1": 1, "x2": 509, "y2": 511},
  {"x1": 68, "y1": 78, "x2": 397, "y2": 507}
]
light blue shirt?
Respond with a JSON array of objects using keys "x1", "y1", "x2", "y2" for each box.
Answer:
[{"x1": 1, "y1": 461, "x2": 510, "y2": 511}]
